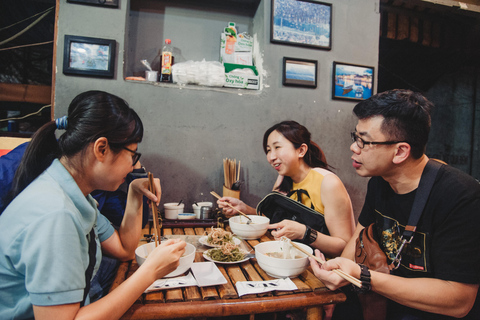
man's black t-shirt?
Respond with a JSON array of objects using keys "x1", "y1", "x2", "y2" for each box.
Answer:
[{"x1": 358, "y1": 164, "x2": 480, "y2": 319}]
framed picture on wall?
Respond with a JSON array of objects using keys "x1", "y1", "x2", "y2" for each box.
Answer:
[
  {"x1": 283, "y1": 57, "x2": 318, "y2": 88},
  {"x1": 63, "y1": 35, "x2": 116, "y2": 78},
  {"x1": 67, "y1": 0, "x2": 119, "y2": 8},
  {"x1": 332, "y1": 62, "x2": 374, "y2": 101},
  {"x1": 271, "y1": 0, "x2": 332, "y2": 50}
]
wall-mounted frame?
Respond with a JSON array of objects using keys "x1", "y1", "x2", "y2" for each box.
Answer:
[
  {"x1": 271, "y1": 0, "x2": 332, "y2": 50},
  {"x1": 283, "y1": 57, "x2": 318, "y2": 88},
  {"x1": 67, "y1": 0, "x2": 119, "y2": 8},
  {"x1": 63, "y1": 35, "x2": 116, "y2": 78},
  {"x1": 332, "y1": 62, "x2": 374, "y2": 101}
]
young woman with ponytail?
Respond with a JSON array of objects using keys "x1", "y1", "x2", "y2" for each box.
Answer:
[
  {"x1": 0, "y1": 91, "x2": 186, "y2": 320},
  {"x1": 218, "y1": 120, "x2": 355, "y2": 258}
]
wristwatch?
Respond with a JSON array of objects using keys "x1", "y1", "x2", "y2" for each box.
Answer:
[
  {"x1": 302, "y1": 225, "x2": 318, "y2": 245},
  {"x1": 132, "y1": 166, "x2": 147, "y2": 174}
]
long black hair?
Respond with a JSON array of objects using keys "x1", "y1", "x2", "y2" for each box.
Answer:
[
  {"x1": 262, "y1": 120, "x2": 329, "y2": 193},
  {"x1": 5, "y1": 91, "x2": 143, "y2": 207}
]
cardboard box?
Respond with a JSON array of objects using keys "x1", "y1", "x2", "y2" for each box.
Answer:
[
  {"x1": 220, "y1": 33, "x2": 253, "y2": 65},
  {"x1": 224, "y1": 63, "x2": 259, "y2": 90}
]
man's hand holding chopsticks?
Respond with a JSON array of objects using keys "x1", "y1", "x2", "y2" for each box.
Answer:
[{"x1": 309, "y1": 249, "x2": 361, "y2": 290}]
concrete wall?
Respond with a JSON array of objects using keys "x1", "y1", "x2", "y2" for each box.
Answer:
[{"x1": 54, "y1": 0, "x2": 380, "y2": 219}]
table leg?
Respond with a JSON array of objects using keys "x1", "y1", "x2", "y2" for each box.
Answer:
[{"x1": 306, "y1": 306, "x2": 323, "y2": 320}]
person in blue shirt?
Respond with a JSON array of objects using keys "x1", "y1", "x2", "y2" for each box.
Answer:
[
  {"x1": 1, "y1": 142, "x2": 150, "y2": 229},
  {"x1": 0, "y1": 91, "x2": 186, "y2": 320},
  {"x1": 0, "y1": 142, "x2": 149, "y2": 303}
]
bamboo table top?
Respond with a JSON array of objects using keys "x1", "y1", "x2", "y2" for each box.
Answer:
[{"x1": 111, "y1": 224, "x2": 346, "y2": 320}]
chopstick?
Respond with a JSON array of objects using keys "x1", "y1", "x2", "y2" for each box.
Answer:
[
  {"x1": 289, "y1": 240, "x2": 362, "y2": 288},
  {"x1": 223, "y1": 158, "x2": 241, "y2": 189},
  {"x1": 148, "y1": 172, "x2": 161, "y2": 247},
  {"x1": 210, "y1": 191, "x2": 252, "y2": 222}
]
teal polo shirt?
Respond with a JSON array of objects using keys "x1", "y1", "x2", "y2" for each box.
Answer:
[{"x1": 0, "y1": 159, "x2": 115, "y2": 319}]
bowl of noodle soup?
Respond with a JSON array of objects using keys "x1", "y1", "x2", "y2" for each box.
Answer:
[
  {"x1": 255, "y1": 240, "x2": 312, "y2": 278},
  {"x1": 229, "y1": 215, "x2": 270, "y2": 240},
  {"x1": 135, "y1": 242, "x2": 196, "y2": 278}
]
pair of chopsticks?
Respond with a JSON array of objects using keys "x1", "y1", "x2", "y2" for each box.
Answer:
[
  {"x1": 223, "y1": 158, "x2": 240, "y2": 189},
  {"x1": 288, "y1": 240, "x2": 362, "y2": 288},
  {"x1": 148, "y1": 172, "x2": 161, "y2": 247},
  {"x1": 210, "y1": 191, "x2": 252, "y2": 222}
]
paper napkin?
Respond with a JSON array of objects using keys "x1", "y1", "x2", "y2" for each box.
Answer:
[
  {"x1": 145, "y1": 272, "x2": 198, "y2": 293},
  {"x1": 235, "y1": 278, "x2": 298, "y2": 297}
]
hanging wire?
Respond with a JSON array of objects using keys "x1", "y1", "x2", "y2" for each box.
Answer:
[
  {"x1": 0, "y1": 7, "x2": 54, "y2": 47},
  {"x1": 0, "y1": 40, "x2": 53, "y2": 52},
  {"x1": 0, "y1": 6, "x2": 55, "y2": 32},
  {"x1": 0, "y1": 104, "x2": 51, "y2": 123}
]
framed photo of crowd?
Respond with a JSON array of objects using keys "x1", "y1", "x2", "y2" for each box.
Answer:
[
  {"x1": 67, "y1": 0, "x2": 119, "y2": 8},
  {"x1": 271, "y1": 0, "x2": 332, "y2": 50},
  {"x1": 63, "y1": 35, "x2": 116, "y2": 78}
]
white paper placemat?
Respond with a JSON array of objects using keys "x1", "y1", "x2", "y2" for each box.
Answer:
[
  {"x1": 235, "y1": 278, "x2": 298, "y2": 297},
  {"x1": 145, "y1": 272, "x2": 198, "y2": 293}
]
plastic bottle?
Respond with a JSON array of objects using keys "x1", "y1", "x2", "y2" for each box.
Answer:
[
  {"x1": 160, "y1": 39, "x2": 174, "y2": 82},
  {"x1": 225, "y1": 22, "x2": 237, "y2": 55}
]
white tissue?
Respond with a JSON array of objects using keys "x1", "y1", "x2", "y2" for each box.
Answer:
[
  {"x1": 172, "y1": 60, "x2": 225, "y2": 87},
  {"x1": 228, "y1": 68, "x2": 255, "y2": 76}
]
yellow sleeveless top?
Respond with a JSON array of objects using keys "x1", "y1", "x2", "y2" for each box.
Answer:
[{"x1": 290, "y1": 169, "x2": 330, "y2": 215}]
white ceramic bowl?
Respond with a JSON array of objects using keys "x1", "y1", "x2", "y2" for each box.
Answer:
[
  {"x1": 229, "y1": 215, "x2": 270, "y2": 240},
  {"x1": 135, "y1": 242, "x2": 196, "y2": 278},
  {"x1": 164, "y1": 202, "x2": 184, "y2": 219},
  {"x1": 255, "y1": 241, "x2": 312, "y2": 278},
  {"x1": 192, "y1": 202, "x2": 213, "y2": 219}
]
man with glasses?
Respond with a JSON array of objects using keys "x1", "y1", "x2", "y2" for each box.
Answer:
[{"x1": 310, "y1": 89, "x2": 480, "y2": 319}]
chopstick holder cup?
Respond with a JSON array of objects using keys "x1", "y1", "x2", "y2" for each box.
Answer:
[{"x1": 223, "y1": 184, "x2": 240, "y2": 199}]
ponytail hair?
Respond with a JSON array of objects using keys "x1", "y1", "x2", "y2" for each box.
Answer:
[
  {"x1": 262, "y1": 120, "x2": 330, "y2": 193},
  {"x1": 5, "y1": 91, "x2": 143, "y2": 208}
]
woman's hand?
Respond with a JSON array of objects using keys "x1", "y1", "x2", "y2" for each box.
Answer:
[
  {"x1": 268, "y1": 220, "x2": 307, "y2": 240},
  {"x1": 309, "y1": 249, "x2": 360, "y2": 291},
  {"x1": 141, "y1": 239, "x2": 186, "y2": 280},
  {"x1": 129, "y1": 177, "x2": 161, "y2": 207},
  {"x1": 217, "y1": 197, "x2": 246, "y2": 217}
]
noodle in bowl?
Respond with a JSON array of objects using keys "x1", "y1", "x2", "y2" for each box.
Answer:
[
  {"x1": 135, "y1": 242, "x2": 196, "y2": 278},
  {"x1": 229, "y1": 215, "x2": 270, "y2": 240},
  {"x1": 255, "y1": 240, "x2": 312, "y2": 278}
]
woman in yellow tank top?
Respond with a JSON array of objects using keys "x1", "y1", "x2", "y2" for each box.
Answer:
[{"x1": 218, "y1": 120, "x2": 355, "y2": 258}]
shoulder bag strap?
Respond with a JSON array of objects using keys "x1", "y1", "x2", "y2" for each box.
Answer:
[
  {"x1": 286, "y1": 189, "x2": 315, "y2": 210},
  {"x1": 391, "y1": 159, "x2": 443, "y2": 268}
]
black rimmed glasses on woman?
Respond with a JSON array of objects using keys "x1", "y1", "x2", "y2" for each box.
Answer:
[
  {"x1": 351, "y1": 131, "x2": 407, "y2": 149},
  {"x1": 122, "y1": 146, "x2": 141, "y2": 166}
]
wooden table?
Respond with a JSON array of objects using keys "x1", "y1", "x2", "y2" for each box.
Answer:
[{"x1": 111, "y1": 224, "x2": 346, "y2": 320}]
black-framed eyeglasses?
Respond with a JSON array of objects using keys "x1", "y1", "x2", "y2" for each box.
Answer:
[
  {"x1": 351, "y1": 132, "x2": 407, "y2": 149},
  {"x1": 122, "y1": 146, "x2": 141, "y2": 166}
]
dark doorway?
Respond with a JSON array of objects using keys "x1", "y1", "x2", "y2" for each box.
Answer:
[{"x1": 379, "y1": 0, "x2": 480, "y2": 179}]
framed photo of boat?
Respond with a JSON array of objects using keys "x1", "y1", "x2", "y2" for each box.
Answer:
[
  {"x1": 63, "y1": 35, "x2": 116, "y2": 78},
  {"x1": 283, "y1": 57, "x2": 317, "y2": 88},
  {"x1": 332, "y1": 62, "x2": 374, "y2": 102},
  {"x1": 271, "y1": 0, "x2": 332, "y2": 50}
]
